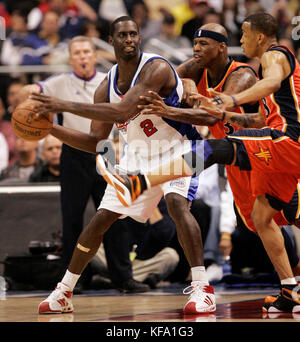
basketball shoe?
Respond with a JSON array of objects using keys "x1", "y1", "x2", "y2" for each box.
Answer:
[
  {"x1": 262, "y1": 284, "x2": 300, "y2": 313},
  {"x1": 96, "y1": 153, "x2": 150, "y2": 207},
  {"x1": 38, "y1": 282, "x2": 74, "y2": 314},
  {"x1": 183, "y1": 282, "x2": 216, "y2": 314},
  {"x1": 264, "y1": 281, "x2": 300, "y2": 304}
]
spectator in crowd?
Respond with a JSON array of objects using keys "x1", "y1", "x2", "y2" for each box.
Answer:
[
  {"x1": 21, "y1": 10, "x2": 68, "y2": 65},
  {"x1": 202, "y1": 8, "x2": 222, "y2": 25},
  {"x1": 0, "y1": 136, "x2": 43, "y2": 183},
  {"x1": 270, "y1": 0, "x2": 292, "y2": 39},
  {"x1": 49, "y1": 0, "x2": 97, "y2": 40},
  {"x1": 220, "y1": 0, "x2": 245, "y2": 46},
  {"x1": 0, "y1": 95, "x2": 17, "y2": 166},
  {"x1": 27, "y1": 0, "x2": 52, "y2": 31},
  {"x1": 80, "y1": 19, "x2": 116, "y2": 62},
  {"x1": 27, "y1": 0, "x2": 98, "y2": 39},
  {"x1": 180, "y1": 0, "x2": 210, "y2": 44},
  {"x1": 171, "y1": 0, "x2": 195, "y2": 36},
  {"x1": 91, "y1": 199, "x2": 179, "y2": 292},
  {"x1": 29, "y1": 134, "x2": 62, "y2": 182},
  {"x1": 0, "y1": 132, "x2": 8, "y2": 172},
  {"x1": 129, "y1": 0, "x2": 161, "y2": 48},
  {"x1": 1, "y1": 8, "x2": 31, "y2": 65},
  {"x1": 143, "y1": 11, "x2": 192, "y2": 65},
  {"x1": 3, "y1": 79, "x2": 25, "y2": 122}
]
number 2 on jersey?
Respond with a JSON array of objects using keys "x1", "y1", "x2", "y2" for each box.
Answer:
[{"x1": 140, "y1": 119, "x2": 158, "y2": 137}]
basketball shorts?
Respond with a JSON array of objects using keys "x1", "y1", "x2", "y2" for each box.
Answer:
[
  {"x1": 227, "y1": 127, "x2": 300, "y2": 204},
  {"x1": 234, "y1": 183, "x2": 300, "y2": 233},
  {"x1": 99, "y1": 174, "x2": 199, "y2": 223}
]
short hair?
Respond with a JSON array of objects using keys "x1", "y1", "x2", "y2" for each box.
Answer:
[
  {"x1": 244, "y1": 13, "x2": 278, "y2": 37},
  {"x1": 68, "y1": 36, "x2": 96, "y2": 52},
  {"x1": 109, "y1": 16, "x2": 139, "y2": 36}
]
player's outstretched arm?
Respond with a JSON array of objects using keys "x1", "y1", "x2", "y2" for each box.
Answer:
[
  {"x1": 30, "y1": 59, "x2": 173, "y2": 124},
  {"x1": 138, "y1": 91, "x2": 219, "y2": 126},
  {"x1": 49, "y1": 78, "x2": 114, "y2": 154},
  {"x1": 208, "y1": 51, "x2": 289, "y2": 109}
]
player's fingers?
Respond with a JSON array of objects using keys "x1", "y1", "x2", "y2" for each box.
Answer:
[
  {"x1": 147, "y1": 91, "x2": 162, "y2": 100},
  {"x1": 207, "y1": 88, "x2": 221, "y2": 97},
  {"x1": 139, "y1": 95, "x2": 156, "y2": 103}
]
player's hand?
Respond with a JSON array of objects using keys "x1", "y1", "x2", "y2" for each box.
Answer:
[
  {"x1": 138, "y1": 91, "x2": 167, "y2": 117},
  {"x1": 219, "y1": 238, "x2": 232, "y2": 257},
  {"x1": 29, "y1": 93, "x2": 65, "y2": 114},
  {"x1": 181, "y1": 78, "x2": 199, "y2": 107},
  {"x1": 207, "y1": 89, "x2": 236, "y2": 110},
  {"x1": 190, "y1": 93, "x2": 224, "y2": 118}
]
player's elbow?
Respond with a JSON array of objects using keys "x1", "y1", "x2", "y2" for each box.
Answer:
[
  {"x1": 115, "y1": 114, "x2": 129, "y2": 124},
  {"x1": 114, "y1": 107, "x2": 133, "y2": 124}
]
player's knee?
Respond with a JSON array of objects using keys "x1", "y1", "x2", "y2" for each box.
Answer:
[
  {"x1": 251, "y1": 208, "x2": 265, "y2": 232},
  {"x1": 165, "y1": 193, "x2": 190, "y2": 220}
]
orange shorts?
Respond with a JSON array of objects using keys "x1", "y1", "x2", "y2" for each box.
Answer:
[{"x1": 228, "y1": 127, "x2": 300, "y2": 205}]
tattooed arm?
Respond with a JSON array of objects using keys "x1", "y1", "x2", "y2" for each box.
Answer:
[
  {"x1": 222, "y1": 106, "x2": 265, "y2": 128},
  {"x1": 221, "y1": 67, "x2": 265, "y2": 128},
  {"x1": 176, "y1": 57, "x2": 203, "y2": 82}
]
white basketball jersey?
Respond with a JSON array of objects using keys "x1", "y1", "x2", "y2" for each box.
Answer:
[{"x1": 107, "y1": 52, "x2": 201, "y2": 172}]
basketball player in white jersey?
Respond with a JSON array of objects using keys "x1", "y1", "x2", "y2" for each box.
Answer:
[
  {"x1": 33, "y1": 16, "x2": 216, "y2": 315},
  {"x1": 19, "y1": 36, "x2": 108, "y2": 285}
]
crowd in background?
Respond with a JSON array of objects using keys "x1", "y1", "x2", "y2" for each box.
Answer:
[{"x1": 1, "y1": 0, "x2": 300, "y2": 291}]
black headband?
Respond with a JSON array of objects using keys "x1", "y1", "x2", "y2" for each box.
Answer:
[{"x1": 194, "y1": 29, "x2": 228, "y2": 45}]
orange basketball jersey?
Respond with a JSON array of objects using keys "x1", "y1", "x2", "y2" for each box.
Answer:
[
  {"x1": 197, "y1": 59, "x2": 261, "y2": 231},
  {"x1": 259, "y1": 45, "x2": 300, "y2": 141}
]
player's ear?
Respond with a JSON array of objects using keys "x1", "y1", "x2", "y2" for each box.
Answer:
[
  {"x1": 108, "y1": 35, "x2": 114, "y2": 46},
  {"x1": 219, "y1": 42, "x2": 226, "y2": 53}
]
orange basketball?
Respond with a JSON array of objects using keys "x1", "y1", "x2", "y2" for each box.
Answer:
[{"x1": 11, "y1": 99, "x2": 53, "y2": 141}]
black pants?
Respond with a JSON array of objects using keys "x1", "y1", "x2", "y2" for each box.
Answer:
[{"x1": 60, "y1": 144, "x2": 107, "y2": 270}]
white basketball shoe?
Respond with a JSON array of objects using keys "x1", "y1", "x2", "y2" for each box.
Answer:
[
  {"x1": 38, "y1": 282, "x2": 74, "y2": 314},
  {"x1": 183, "y1": 282, "x2": 216, "y2": 314}
]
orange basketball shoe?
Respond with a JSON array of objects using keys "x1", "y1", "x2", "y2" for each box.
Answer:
[
  {"x1": 262, "y1": 284, "x2": 300, "y2": 313},
  {"x1": 183, "y1": 282, "x2": 216, "y2": 314},
  {"x1": 96, "y1": 153, "x2": 150, "y2": 207},
  {"x1": 38, "y1": 282, "x2": 74, "y2": 314}
]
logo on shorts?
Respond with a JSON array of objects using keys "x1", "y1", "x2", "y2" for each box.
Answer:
[
  {"x1": 170, "y1": 179, "x2": 186, "y2": 188},
  {"x1": 253, "y1": 144, "x2": 272, "y2": 165}
]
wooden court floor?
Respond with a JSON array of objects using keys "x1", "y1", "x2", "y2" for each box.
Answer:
[{"x1": 1, "y1": 284, "x2": 300, "y2": 323}]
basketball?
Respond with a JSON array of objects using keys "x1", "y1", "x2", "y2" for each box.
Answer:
[{"x1": 11, "y1": 99, "x2": 53, "y2": 141}]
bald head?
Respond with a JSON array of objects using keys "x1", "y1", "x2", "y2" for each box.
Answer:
[{"x1": 199, "y1": 23, "x2": 228, "y2": 39}]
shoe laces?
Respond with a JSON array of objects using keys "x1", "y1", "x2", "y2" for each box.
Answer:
[
  {"x1": 183, "y1": 282, "x2": 209, "y2": 297},
  {"x1": 47, "y1": 283, "x2": 70, "y2": 301}
]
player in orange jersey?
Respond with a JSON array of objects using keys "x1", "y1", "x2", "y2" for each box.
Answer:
[{"x1": 95, "y1": 14, "x2": 300, "y2": 314}]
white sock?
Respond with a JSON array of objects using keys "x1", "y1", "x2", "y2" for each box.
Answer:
[
  {"x1": 61, "y1": 270, "x2": 81, "y2": 291},
  {"x1": 281, "y1": 277, "x2": 297, "y2": 285},
  {"x1": 191, "y1": 266, "x2": 209, "y2": 284}
]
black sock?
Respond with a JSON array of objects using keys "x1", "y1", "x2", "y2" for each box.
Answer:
[{"x1": 183, "y1": 139, "x2": 234, "y2": 176}]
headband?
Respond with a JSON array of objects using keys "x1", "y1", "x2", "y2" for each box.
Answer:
[{"x1": 194, "y1": 29, "x2": 228, "y2": 45}]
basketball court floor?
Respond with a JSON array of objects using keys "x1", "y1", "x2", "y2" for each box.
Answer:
[{"x1": 1, "y1": 283, "x2": 299, "y2": 323}]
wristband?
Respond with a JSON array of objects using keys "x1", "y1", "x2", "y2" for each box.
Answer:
[
  {"x1": 221, "y1": 111, "x2": 226, "y2": 121},
  {"x1": 221, "y1": 232, "x2": 231, "y2": 240},
  {"x1": 230, "y1": 95, "x2": 238, "y2": 109}
]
